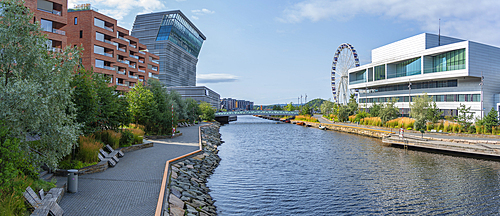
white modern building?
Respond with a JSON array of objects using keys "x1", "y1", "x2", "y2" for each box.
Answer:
[
  {"x1": 166, "y1": 86, "x2": 220, "y2": 109},
  {"x1": 348, "y1": 33, "x2": 500, "y2": 119}
]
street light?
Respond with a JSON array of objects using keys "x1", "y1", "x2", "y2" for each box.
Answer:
[{"x1": 408, "y1": 79, "x2": 412, "y2": 117}]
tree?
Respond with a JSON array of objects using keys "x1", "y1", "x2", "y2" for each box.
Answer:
[
  {"x1": 272, "y1": 105, "x2": 282, "y2": 110},
  {"x1": 379, "y1": 99, "x2": 400, "y2": 124},
  {"x1": 369, "y1": 102, "x2": 381, "y2": 117},
  {"x1": 456, "y1": 104, "x2": 474, "y2": 130},
  {"x1": 0, "y1": 0, "x2": 81, "y2": 168},
  {"x1": 299, "y1": 104, "x2": 312, "y2": 115},
  {"x1": 320, "y1": 99, "x2": 334, "y2": 116},
  {"x1": 338, "y1": 105, "x2": 350, "y2": 122},
  {"x1": 347, "y1": 94, "x2": 358, "y2": 116},
  {"x1": 484, "y1": 107, "x2": 499, "y2": 133},
  {"x1": 199, "y1": 102, "x2": 215, "y2": 121},
  {"x1": 426, "y1": 101, "x2": 443, "y2": 124},
  {"x1": 410, "y1": 93, "x2": 432, "y2": 130},
  {"x1": 284, "y1": 102, "x2": 295, "y2": 111},
  {"x1": 186, "y1": 98, "x2": 202, "y2": 123},
  {"x1": 127, "y1": 82, "x2": 156, "y2": 127},
  {"x1": 145, "y1": 79, "x2": 173, "y2": 135}
]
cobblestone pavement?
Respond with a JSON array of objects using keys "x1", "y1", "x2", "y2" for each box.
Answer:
[
  {"x1": 59, "y1": 124, "x2": 205, "y2": 216},
  {"x1": 313, "y1": 115, "x2": 500, "y2": 141}
]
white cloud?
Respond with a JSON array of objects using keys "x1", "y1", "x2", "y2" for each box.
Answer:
[
  {"x1": 69, "y1": 0, "x2": 166, "y2": 24},
  {"x1": 192, "y1": 8, "x2": 215, "y2": 16},
  {"x1": 175, "y1": 0, "x2": 186, "y2": 1},
  {"x1": 197, "y1": 74, "x2": 238, "y2": 84},
  {"x1": 191, "y1": 16, "x2": 199, "y2": 20},
  {"x1": 278, "y1": 0, "x2": 500, "y2": 46}
]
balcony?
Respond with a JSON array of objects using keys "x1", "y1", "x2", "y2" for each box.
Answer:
[
  {"x1": 97, "y1": 65, "x2": 116, "y2": 71},
  {"x1": 116, "y1": 83, "x2": 126, "y2": 86},
  {"x1": 52, "y1": 28, "x2": 65, "y2": 35},
  {"x1": 96, "y1": 52, "x2": 113, "y2": 58},
  {"x1": 139, "y1": 51, "x2": 146, "y2": 55},
  {"x1": 128, "y1": 75, "x2": 138, "y2": 79},
  {"x1": 139, "y1": 60, "x2": 144, "y2": 63},
  {"x1": 151, "y1": 59, "x2": 159, "y2": 64},
  {"x1": 129, "y1": 54, "x2": 139, "y2": 59},
  {"x1": 151, "y1": 75, "x2": 159, "y2": 79},
  {"x1": 138, "y1": 69, "x2": 145, "y2": 72},
  {"x1": 38, "y1": 8, "x2": 62, "y2": 16},
  {"x1": 117, "y1": 36, "x2": 130, "y2": 43},
  {"x1": 151, "y1": 67, "x2": 158, "y2": 71},
  {"x1": 117, "y1": 70, "x2": 126, "y2": 75},
  {"x1": 129, "y1": 44, "x2": 136, "y2": 48},
  {"x1": 104, "y1": 39, "x2": 117, "y2": 46},
  {"x1": 117, "y1": 59, "x2": 130, "y2": 65},
  {"x1": 117, "y1": 47, "x2": 126, "y2": 52},
  {"x1": 129, "y1": 64, "x2": 136, "y2": 69},
  {"x1": 138, "y1": 78, "x2": 144, "y2": 82}
]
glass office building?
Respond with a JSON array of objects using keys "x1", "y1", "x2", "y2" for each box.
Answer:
[{"x1": 131, "y1": 10, "x2": 206, "y2": 87}]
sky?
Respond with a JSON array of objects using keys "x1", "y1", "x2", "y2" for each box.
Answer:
[{"x1": 68, "y1": 0, "x2": 500, "y2": 105}]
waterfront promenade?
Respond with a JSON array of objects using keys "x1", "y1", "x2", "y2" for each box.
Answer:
[{"x1": 59, "y1": 124, "x2": 205, "y2": 215}]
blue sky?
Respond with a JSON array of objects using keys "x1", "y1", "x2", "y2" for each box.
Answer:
[{"x1": 69, "y1": 0, "x2": 500, "y2": 105}]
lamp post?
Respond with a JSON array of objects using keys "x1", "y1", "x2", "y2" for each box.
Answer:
[{"x1": 408, "y1": 79, "x2": 412, "y2": 117}]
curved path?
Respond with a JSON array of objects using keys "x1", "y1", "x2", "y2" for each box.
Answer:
[{"x1": 59, "y1": 124, "x2": 205, "y2": 216}]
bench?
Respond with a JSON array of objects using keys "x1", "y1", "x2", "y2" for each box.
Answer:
[
  {"x1": 24, "y1": 186, "x2": 64, "y2": 216},
  {"x1": 98, "y1": 152, "x2": 117, "y2": 167},
  {"x1": 99, "y1": 149, "x2": 119, "y2": 163},
  {"x1": 104, "y1": 144, "x2": 124, "y2": 158}
]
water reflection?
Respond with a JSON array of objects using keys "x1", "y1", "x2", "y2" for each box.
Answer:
[{"x1": 208, "y1": 116, "x2": 500, "y2": 215}]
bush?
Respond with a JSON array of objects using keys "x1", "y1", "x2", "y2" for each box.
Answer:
[
  {"x1": 133, "y1": 134, "x2": 143, "y2": 144},
  {"x1": 120, "y1": 130, "x2": 134, "y2": 147},
  {"x1": 385, "y1": 117, "x2": 414, "y2": 129},
  {"x1": 468, "y1": 125, "x2": 476, "y2": 134},
  {"x1": 295, "y1": 115, "x2": 319, "y2": 123},
  {"x1": 77, "y1": 135, "x2": 103, "y2": 163},
  {"x1": 58, "y1": 160, "x2": 98, "y2": 170},
  {"x1": 128, "y1": 128, "x2": 145, "y2": 136},
  {"x1": 95, "y1": 130, "x2": 121, "y2": 149},
  {"x1": 360, "y1": 117, "x2": 382, "y2": 126}
]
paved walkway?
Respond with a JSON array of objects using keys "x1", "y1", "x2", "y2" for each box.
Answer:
[
  {"x1": 313, "y1": 115, "x2": 500, "y2": 141},
  {"x1": 59, "y1": 124, "x2": 205, "y2": 216}
]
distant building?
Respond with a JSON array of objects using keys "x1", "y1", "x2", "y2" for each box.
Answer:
[
  {"x1": 221, "y1": 98, "x2": 254, "y2": 111},
  {"x1": 166, "y1": 86, "x2": 220, "y2": 109},
  {"x1": 24, "y1": 0, "x2": 68, "y2": 51},
  {"x1": 131, "y1": 10, "x2": 206, "y2": 87},
  {"x1": 349, "y1": 33, "x2": 500, "y2": 118},
  {"x1": 64, "y1": 5, "x2": 160, "y2": 91}
]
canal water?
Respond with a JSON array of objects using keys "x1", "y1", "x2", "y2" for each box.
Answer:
[{"x1": 207, "y1": 116, "x2": 500, "y2": 215}]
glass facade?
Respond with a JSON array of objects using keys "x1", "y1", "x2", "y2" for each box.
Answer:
[
  {"x1": 40, "y1": 19, "x2": 52, "y2": 32},
  {"x1": 425, "y1": 49, "x2": 466, "y2": 73},
  {"x1": 360, "y1": 94, "x2": 480, "y2": 103},
  {"x1": 374, "y1": 65, "x2": 385, "y2": 81},
  {"x1": 368, "y1": 79, "x2": 457, "y2": 93},
  {"x1": 155, "y1": 13, "x2": 204, "y2": 57},
  {"x1": 388, "y1": 57, "x2": 421, "y2": 78},
  {"x1": 349, "y1": 69, "x2": 366, "y2": 84}
]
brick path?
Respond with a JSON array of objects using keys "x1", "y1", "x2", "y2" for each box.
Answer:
[{"x1": 59, "y1": 124, "x2": 204, "y2": 216}]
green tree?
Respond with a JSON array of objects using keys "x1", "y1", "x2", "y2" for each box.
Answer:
[
  {"x1": 338, "y1": 105, "x2": 350, "y2": 122},
  {"x1": 199, "y1": 102, "x2": 215, "y2": 121},
  {"x1": 426, "y1": 101, "x2": 443, "y2": 124},
  {"x1": 347, "y1": 94, "x2": 359, "y2": 116},
  {"x1": 379, "y1": 99, "x2": 400, "y2": 124},
  {"x1": 484, "y1": 107, "x2": 499, "y2": 133},
  {"x1": 186, "y1": 98, "x2": 202, "y2": 123},
  {"x1": 410, "y1": 93, "x2": 432, "y2": 130},
  {"x1": 369, "y1": 102, "x2": 381, "y2": 117},
  {"x1": 320, "y1": 99, "x2": 334, "y2": 116},
  {"x1": 0, "y1": 0, "x2": 81, "y2": 168},
  {"x1": 284, "y1": 102, "x2": 295, "y2": 111},
  {"x1": 127, "y1": 82, "x2": 156, "y2": 127},
  {"x1": 456, "y1": 104, "x2": 474, "y2": 130},
  {"x1": 169, "y1": 90, "x2": 187, "y2": 122},
  {"x1": 272, "y1": 105, "x2": 282, "y2": 110},
  {"x1": 71, "y1": 68, "x2": 99, "y2": 134},
  {"x1": 145, "y1": 79, "x2": 173, "y2": 135},
  {"x1": 299, "y1": 104, "x2": 312, "y2": 115}
]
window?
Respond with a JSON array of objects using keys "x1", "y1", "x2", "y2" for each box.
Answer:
[
  {"x1": 426, "y1": 49, "x2": 466, "y2": 73},
  {"x1": 79, "y1": 30, "x2": 83, "y2": 38},
  {"x1": 37, "y1": 0, "x2": 53, "y2": 12},
  {"x1": 95, "y1": 59, "x2": 104, "y2": 68},
  {"x1": 40, "y1": 19, "x2": 52, "y2": 32},
  {"x1": 96, "y1": 32, "x2": 104, "y2": 42},
  {"x1": 388, "y1": 57, "x2": 421, "y2": 78},
  {"x1": 374, "y1": 65, "x2": 385, "y2": 81},
  {"x1": 94, "y1": 45, "x2": 104, "y2": 55},
  {"x1": 94, "y1": 18, "x2": 105, "y2": 28},
  {"x1": 74, "y1": 17, "x2": 78, "y2": 25}
]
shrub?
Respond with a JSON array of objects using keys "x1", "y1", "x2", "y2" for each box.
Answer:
[
  {"x1": 295, "y1": 115, "x2": 319, "y2": 123},
  {"x1": 133, "y1": 134, "x2": 143, "y2": 144},
  {"x1": 476, "y1": 124, "x2": 482, "y2": 134},
  {"x1": 348, "y1": 115, "x2": 356, "y2": 122},
  {"x1": 128, "y1": 128, "x2": 145, "y2": 136},
  {"x1": 120, "y1": 130, "x2": 134, "y2": 147},
  {"x1": 468, "y1": 125, "x2": 476, "y2": 134},
  {"x1": 95, "y1": 130, "x2": 121, "y2": 149},
  {"x1": 77, "y1": 135, "x2": 103, "y2": 163},
  {"x1": 361, "y1": 117, "x2": 382, "y2": 126},
  {"x1": 385, "y1": 117, "x2": 414, "y2": 129},
  {"x1": 129, "y1": 123, "x2": 145, "y2": 131}
]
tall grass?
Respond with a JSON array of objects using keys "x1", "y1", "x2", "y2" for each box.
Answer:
[
  {"x1": 78, "y1": 135, "x2": 103, "y2": 163},
  {"x1": 295, "y1": 115, "x2": 319, "y2": 123},
  {"x1": 348, "y1": 115, "x2": 356, "y2": 122},
  {"x1": 385, "y1": 117, "x2": 415, "y2": 129},
  {"x1": 95, "y1": 130, "x2": 121, "y2": 149},
  {"x1": 360, "y1": 117, "x2": 382, "y2": 126}
]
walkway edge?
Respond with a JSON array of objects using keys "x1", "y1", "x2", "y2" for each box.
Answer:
[{"x1": 155, "y1": 124, "x2": 208, "y2": 216}]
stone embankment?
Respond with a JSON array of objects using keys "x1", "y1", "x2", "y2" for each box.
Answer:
[
  {"x1": 290, "y1": 120, "x2": 390, "y2": 138},
  {"x1": 167, "y1": 124, "x2": 222, "y2": 216}
]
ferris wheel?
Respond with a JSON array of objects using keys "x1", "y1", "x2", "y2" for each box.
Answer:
[{"x1": 331, "y1": 43, "x2": 360, "y2": 105}]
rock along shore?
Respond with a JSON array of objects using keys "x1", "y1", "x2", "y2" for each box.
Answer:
[{"x1": 167, "y1": 123, "x2": 223, "y2": 216}]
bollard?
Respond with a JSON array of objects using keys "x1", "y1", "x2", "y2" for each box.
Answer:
[{"x1": 67, "y1": 169, "x2": 78, "y2": 193}]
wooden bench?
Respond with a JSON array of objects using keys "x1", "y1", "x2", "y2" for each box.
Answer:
[
  {"x1": 104, "y1": 144, "x2": 124, "y2": 158},
  {"x1": 24, "y1": 186, "x2": 64, "y2": 216}
]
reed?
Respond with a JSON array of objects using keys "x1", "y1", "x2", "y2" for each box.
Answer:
[
  {"x1": 78, "y1": 135, "x2": 103, "y2": 163},
  {"x1": 385, "y1": 117, "x2": 415, "y2": 129},
  {"x1": 295, "y1": 115, "x2": 319, "y2": 123}
]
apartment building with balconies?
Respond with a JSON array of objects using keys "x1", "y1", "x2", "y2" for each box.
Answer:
[
  {"x1": 24, "y1": 0, "x2": 67, "y2": 52},
  {"x1": 63, "y1": 5, "x2": 160, "y2": 91}
]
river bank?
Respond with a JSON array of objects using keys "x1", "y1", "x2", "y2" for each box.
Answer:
[{"x1": 165, "y1": 123, "x2": 222, "y2": 216}]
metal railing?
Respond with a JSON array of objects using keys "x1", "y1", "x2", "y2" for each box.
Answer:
[
  {"x1": 151, "y1": 60, "x2": 159, "y2": 64},
  {"x1": 117, "y1": 59, "x2": 130, "y2": 65},
  {"x1": 139, "y1": 51, "x2": 146, "y2": 54},
  {"x1": 96, "y1": 52, "x2": 113, "y2": 58},
  {"x1": 37, "y1": 8, "x2": 62, "y2": 16},
  {"x1": 129, "y1": 54, "x2": 139, "y2": 59},
  {"x1": 117, "y1": 47, "x2": 126, "y2": 52},
  {"x1": 128, "y1": 75, "x2": 138, "y2": 79},
  {"x1": 97, "y1": 65, "x2": 116, "y2": 71},
  {"x1": 129, "y1": 64, "x2": 136, "y2": 69},
  {"x1": 52, "y1": 28, "x2": 65, "y2": 35},
  {"x1": 104, "y1": 39, "x2": 117, "y2": 46},
  {"x1": 151, "y1": 75, "x2": 159, "y2": 79},
  {"x1": 48, "y1": 47, "x2": 62, "y2": 53},
  {"x1": 129, "y1": 44, "x2": 136, "y2": 48},
  {"x1": 117, "y1": 71, "x2": 126, "y2": 75},
  {"x1": 138, "y1": 69, "x2": 145, "y2": 72},
  {"x1": 138, "y1": 60, "x2": 144, "y2": 63},
  {"x1": 151, "y1": 67, "x2": 158, "y2": 71},
  {"x1": 116, "y1": 83, "x2": 126, "y2": 86}
]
